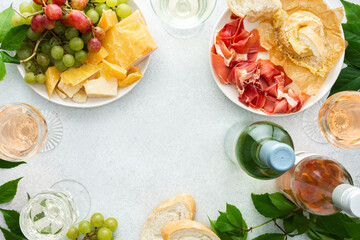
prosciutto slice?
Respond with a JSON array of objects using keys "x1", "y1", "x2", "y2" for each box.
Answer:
[{"x1": 211, "y1": 16, "x2": 309, "y2": 114}]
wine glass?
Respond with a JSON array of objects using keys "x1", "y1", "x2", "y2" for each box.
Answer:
[
  {"x1": 0, "y1": 103, "x2": 63, "y2": 162},
  {"x1": 151, "y1": 0, "x2": 217, "y2": 38},
  {"x1": 20, "y1": 180, "x2": 91, "y2": 240},
  {"x1": 303, "y1": 91, "x2": 360, "y2": 149}
]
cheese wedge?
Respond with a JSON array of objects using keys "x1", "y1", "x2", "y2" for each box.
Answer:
[
  {"x1": 72, "y1": 88, "x2": 87, "y2": 103},
  {"x1": 45, "y1": 67, "x2": 62, "y2": 98},
  {"x1": 98, "y1": 9, "x2": 118, "y2": 32},
  {"x1": 101, "y1": 60, "x2": 127, "y2": 81},
  {"x1": 84, "y1": 47, "x2": 109, "y2": 65},
  {"x1": 58, "y1": 81, "x2": 83, "y2": 98},
  {"x1": 102, "y1": 10, "x2": 158, "y2": 70},
  {"x1": 84, "y1": 77, "x2": 118, "y2": 97},
  {"x1": 119, "y1": 66, "x2": 142, "y2": 87},
  {"x1": 61, "y1": 64, "x2": 101, "y2": 86}
]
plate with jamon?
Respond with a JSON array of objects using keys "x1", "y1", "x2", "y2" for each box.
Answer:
[{"x1": 210, "y1": 0, "x2": 345, "y2": 115}]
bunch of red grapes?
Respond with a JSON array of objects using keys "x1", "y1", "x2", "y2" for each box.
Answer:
[{"x1": 12, "y1": 0, "x2": 132, "y2": 84}]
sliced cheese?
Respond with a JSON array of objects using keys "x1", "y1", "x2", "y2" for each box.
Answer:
[
  {"x1": 84, "y1": 47, "x2": 109, "y2": 65},
  {"x1": 55, "y1": 87, "x2": 68, "y2": 99},
  {"x1": 84, "y1": 77, "x2": 118, "y2": 97},
  {"x1": 72, "y1": 88, "x2": 87, "y2": 103},
  {"x1": 102, "y1": 10, "x2": 158, "y2": 70},
  {"x1": 98, "y1": 9, "x2": 118, "y2": 32},
  {"x1": 60, "y1": 64, "x2": 101, "y2": 86},
  {"x1": 45, "y1": 66, "x2": 62, "y2": 98},
  {"x1": 58, "y1": 81, "x2": 83, "y2": 98},
  {"x1": 119, "y1": 66, "x2": 142, "y2": 87},
  {"x1": 101, "y1": 60, "x2": 127, "y2": 81}
]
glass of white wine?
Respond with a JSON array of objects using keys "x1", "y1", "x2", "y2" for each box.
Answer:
[
  {"x1": 0, "y1": 103, "x2": 63, "y2": 162},
  {"x1": 303, "y1": 91, "x2": 360, "y2": 149},
  {"x1": 20, "y1": 180, "x2": 91, "y2": 240},
  {"x1": 151, "y1": 0, "x2": 217, "y2": 38}
]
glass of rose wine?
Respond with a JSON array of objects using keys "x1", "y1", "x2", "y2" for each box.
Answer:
[
  {"x1": 303, "y1": 91, "x2": 360, "y2": 149},
  {"x1": 0, "y1": 103, "x2": 63, "y2": 161}
]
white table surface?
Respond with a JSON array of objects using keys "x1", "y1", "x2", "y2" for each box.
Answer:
[{"x1": 1, "y1": 0, "x2": 360, "y2": 239}]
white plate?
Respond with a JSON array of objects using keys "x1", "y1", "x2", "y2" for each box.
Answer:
[
  {"x1": 209, "y1": 4, "x2": 345, "y2": 116},
  {"x1": 18, "y1": 0, "x2": 150, "y2": 108}
]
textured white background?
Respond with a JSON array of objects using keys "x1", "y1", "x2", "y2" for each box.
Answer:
[{"x1": 1, "y1": 0, "x2": 360, "y2": 239}]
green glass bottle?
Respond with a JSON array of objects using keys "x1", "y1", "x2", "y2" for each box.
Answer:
[{"x1": 224, "y1": 121, "x2": 295, "y2": 180}]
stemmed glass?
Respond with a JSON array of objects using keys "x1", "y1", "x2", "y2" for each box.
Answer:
[
  {"x1": 151, "y1": 0, "x2": 217, "y2": 38},
  {"x1": 303, "y1": 91, "x2": 360, "y2": 149},
  {"x1": 0, "y1": 103, "x2": 63, "y2": 161}
]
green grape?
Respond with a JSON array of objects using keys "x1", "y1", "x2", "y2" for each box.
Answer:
[
  {"x1": 27, "y1": 28, "x2": 41, "y2": 41},
  {"x1": 86, "y1": 9, "x2": 100, "y2": 24},
  {"x1": 106, "y1": 0, "x2": 117, "y2": 7},
  {"x1": 41, "y1": 42, "x2": 52, "y2": 54},
  {"x1": 24, "y1": 61, "x2": 36, "y2": 73},
  {"x1": 37, "y1": 53, "x2": 50, "y2": 67},
  {"x1": 17, "y1": 48, "x2": 32, "y2": 60},
  {"x1": 103, "y1": 218, "x2": 118, "y2": 231},
  {"x1": 97, "y1": 228, "x2": 112, "y2": 240},
  {"x1": 53, "y1": 21, "x2": 66, "y2": 35},
  {"x1": 62, "y1": 54, "x2": 75, "y2": 67},
  {"x1": 55, "y1": 59, "x2": 68, "y2": 71},
  {"x1": 95, "y1": 3, "x2": 110, "y2": 16},
  {"x1": 21, "y1": 12, "x2": 33, "y2": 25},
  {"x1": 49, "y1": 37, "x2": 61, "y2": 47},
  {"x1": 69, "y1": 37, "x2": 84, "y2": 51},
  {"x1": 63, "y1": 43, "x2": 75, "y2": 55},
  {"x1": 82, "y1": 32, "x2": 93, "y2": 44},
  {"x1": 39, "y1": 66, "x2": 48, "y2": 74},
  {"x1": 32, "y1": 2, "x2": 43, "y2": 11},
  {"x1": 51, "y1": 46, "x2": 65, "y2": 60},
  {"x1": 73, "y1": 60, "x2": 82, "y2": 68},
  {"x1": 24, "y1": 72, "x2": 36, "y2": 84},
  {"x1": 75, "y1": 50, "x2": 88, "y2": 62},
  {"x1": 19, "y1": 2, "x2": 33, "y2": 13},
  {"x1": 78, "y1": 220, "x2": 92, "y2": 235},
  {"x1": 65, "y1": 27, "x2": 80, "y2": 40},
  {"x1": 22, "y1": 41, "x2": 35, "y2": 49},
  {"x1": 116, "y1": 4, "x2": 132, "y2": 18},
  {"x1": 91, "y1": 0, "x2": 106, "y2": 2},
  {"x1": 36, "y1": 74, "x2": 47, "y2": 83},
  {"x1": 117, "y1": 0, "x2": 126, "y2": 5},
  {"x1": 91, "y1": 213, "x2": 104, "y2": 228},
  {"x1": 66, "y1": 226, "x2": 80, "y2": 239},
  {"x1": 11, "y1": 15, "x2": 22, "y2": 26}
]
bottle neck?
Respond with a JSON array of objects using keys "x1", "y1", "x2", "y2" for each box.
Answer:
[
  {"x1": 258, "y1": 140, "x2": 295, "y2": 172},
  {"x1": 332, "y1": 184, "x2": 360, "y2": 218}
]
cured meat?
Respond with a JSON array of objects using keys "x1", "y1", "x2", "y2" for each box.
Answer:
[{"x1": 211, "y1": 16, "x2": 309, "y2": 114}]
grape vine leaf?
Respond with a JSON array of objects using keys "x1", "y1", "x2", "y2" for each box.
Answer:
[
  {"x1": 329, "y1": 66, "x2": 360, "y2": 95},
  {"x1": 0, "y1": 5, "x2": 14, "y2": 43},
  {"x1": 268, "y1": 193, "x2": 298, "y2": 213},
  {"x1": 1, "y1": 25, "x2": 28, "y2": 51},
  {"x1": 341, "y1": 0, "x2": 360, "y2": 22},
  {"x1": 0, "y1": 56, "x2": 5, "y2": 81},
  {"x1": 215, "y1": 212, "x2": 237, "y2": 232},
  {"x1": 345, "y1": 40, "x2": 360, "y2": 69},
  {"x1": 0, "y1": 209, "x2": 24, "y2": 237},
  {"x1": 0, "y1": 227, "x2": 25, "y2": 240},
  {"x1": 0, "y1": 51, "x2": 20, "y2": 64},
  {"x1": 252, "y1": 233, "x2": 285, "y2": 240},
  {"x1": 0, "y1": 177, "x2": 22, "y2": 204},
  {"x1": 342, "y1": 23, "x2": 360, "y2": 43},
  {"x1": 251, "y1": 193, "x2": 296, "y2": 218},
  {"x1": 225, "y1": 203, "x2": 247, "y2": 229},
  {"x1": 0, "y1": 159, "x2": 26, "y2": 169}
]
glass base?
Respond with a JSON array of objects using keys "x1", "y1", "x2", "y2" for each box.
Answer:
[
  {"x1": 162, "y1": 23, "x2": 204, "y2": 39},
  {"x1": 40, "y1": 110, "x2": 63, "y2": 152},
  {"x1": 51, "y1": 180, "x2": 91, "y2": 224},
  {"x1": 303, "y1": 101, "x2": 327, "y2": 144}
]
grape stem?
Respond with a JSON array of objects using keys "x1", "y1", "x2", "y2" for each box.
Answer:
[
  {"x1": 49, "y1": 30, "x2": 63, "y2": 46},
  {"x1": 21, "y1": 31, "x2": 49, "y2": 63},
  {"x1": 12, "y1": 8, "x2": 44, "y2": 19},
  {"x1": 79, "y1": 229, "x2": 97, "y2": 240}
]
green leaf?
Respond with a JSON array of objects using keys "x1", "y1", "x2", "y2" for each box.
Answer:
[
  {"x1": 306, "y1": 222, "x2": 341, "y2": 240},
  {"x1": 330, "y1": 66, "x2": 360, "y2": 96},
  {"x1": 283, "y1": 216, "x2": 296, "y2": 234},
  {"x1": 268, "y1": 193, "x2": 298, "y2": 214},
  {"x1": 0, "y1": 159, "x2": 26, "y2": 169},
  {"x1": 1, "y1": 25, "x2": 28, "y2": 51},
  {"x1": 316, "y1": 213, "x2": 360, "y2": 239},
  {"x1": 0, "y1": 51, "x2": 19, "y2": 64},
  {"x1": 292, "y1": 212, "x2": 310, "y2": 235},
  {"x1": 27, "y1": 193, "x2": 31, "y2": 201},
  {"x1": 251, "y1": 193, "x2": 295, "y2": 218},
  {"x1": 343, "y1": 23, "x2": 360, "y2": 42},
  {"x1": 0, "y1": 55, "x2": 5, "y2": 81},
  {"x1": 252, "y1": 233, "x2": 284, "y2": 240},
  {"x1": 0, "y1": 227, "x2": 25, "y2": 240},
  {"x1": 341, "y1": 0, "x2": 360, "y2": 22},
  {"x1": 0, "y1": 209, "x2": 24, "y2": 237},
  {"x1": 345, "y1": 40, "x2": 360, "y2": 68},
  {"x1": 0, "y1": 5, "x2": 15, "y2": 43},
  {"x1": 0, "y1": 178, "x2": 22, "y2": 204},
  {"x1": 226, "y1": 203, "x2": 246, "y2": 229},
  {"x1": 215, "y1": 212, "x2": 237, "y2": 232}
]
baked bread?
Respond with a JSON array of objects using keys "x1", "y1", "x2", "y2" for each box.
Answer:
[
  {"x1": 162, "y1": 220, "x2": 220, "y2": 240},
  {"x1": 140, "y1": 194, "x2": 196, "y2": 240},
  {"x1": 227, "y1": 0, "x2": 282, "y2": 22}
]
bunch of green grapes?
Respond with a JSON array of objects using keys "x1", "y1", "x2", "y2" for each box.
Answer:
[
  {"x1": 67, "y1": 213, "x2": 118, "y2": 240},
  {"x1": 88, "y1": 0, "x2": 132, "y2": 21}
]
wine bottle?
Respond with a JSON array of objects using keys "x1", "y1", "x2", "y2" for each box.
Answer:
[
  {"x1": 224, "y1": 121, "x2": 295, "y2": 180},
  {"x1": 277, "y1": 153, "x2": 360, "y2": 217}
]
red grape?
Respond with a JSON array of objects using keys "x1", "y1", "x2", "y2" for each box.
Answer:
[
  {"x1": 60, "y1": 13, "x2": 71, "y2": 27},
  {"x1": 71, "y1": 0, "x2": 88, "y2": 10},
  {"x1": 31, "y1": 15, "x2": 45, "y2": 34},
  {"x1": 93, "y1": 27, "x2": 105, "y2": 40},
  {"x1": 80, "y1": 21, "x2": 92, "y2": 34},
  {"x1": 45, "y1": 4, "x2": 62, "y2": 20},
  {"x1": 52, "y1": 0, "x2": 66, "y2": 6},
  {"x1": 33, "y1": 0, "x2": 48, "y2": 5},
  {"x1": 69, "y1": 10, "x2": 88, "y2": 30},
  {"x1": 41, "y1": 15, "x2": 56, "y2": 30},
  {"x1": 88, "y1": 38, "x2": 101, "y2": 53}
]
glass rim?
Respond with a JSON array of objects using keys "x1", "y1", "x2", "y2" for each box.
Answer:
[
  {"x1": 150, "y1": 0, "x2": 217, "y2": 29},
  {"x1": 0, "y1": 103, "x2": 48, "y2": 162}
]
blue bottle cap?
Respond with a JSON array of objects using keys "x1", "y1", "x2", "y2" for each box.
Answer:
[{"x1": 259, "y1": 140, "x2": 295, "y2": 172}]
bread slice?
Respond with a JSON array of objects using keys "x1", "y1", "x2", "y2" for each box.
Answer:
[
  {"x1": 140, "y1": 194, "x2": 196, "y2": 240},
  {"x1": 227, "y1": 0, "x2": 282, "y2": 22},
  {"x1": 162, "y1": 220, "x2": 220, "y2": 240}
]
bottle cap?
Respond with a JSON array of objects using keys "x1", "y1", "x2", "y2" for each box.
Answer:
[
  {"x1": 332, "y1": 184, "x2": 360, "y2": 218},
  {"x1": 259, "y1": 140, "x2": 295, "y2": 172}
]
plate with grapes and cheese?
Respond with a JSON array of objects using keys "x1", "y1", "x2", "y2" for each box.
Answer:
[{"x1": 17, "y1": 0, "x2": 158, "y2": 108}]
